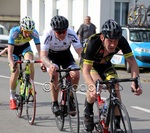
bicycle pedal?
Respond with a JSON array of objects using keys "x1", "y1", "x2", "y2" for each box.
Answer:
[{"x1": 82, "y1": 121, "x2": 93, "y2": 133}]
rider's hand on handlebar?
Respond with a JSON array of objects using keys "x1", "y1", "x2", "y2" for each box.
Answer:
[
  {"x1": 47, "y1": 63, "x2": 58, "y2": 75},
  {"x1": 131, "y1": 80, "x2": 142, "y2": 96},
  {"x1": 41, "y1": 64, "x2": 47, "y2": 72}
]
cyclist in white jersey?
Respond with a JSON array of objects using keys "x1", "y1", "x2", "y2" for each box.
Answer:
[{"x1": 41, "y1": 15, "x2": 82, "y2": 115}]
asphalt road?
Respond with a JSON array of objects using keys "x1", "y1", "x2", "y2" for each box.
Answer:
[{"x1": 0, "y1": 56, "x2": 150, "y2": 133}]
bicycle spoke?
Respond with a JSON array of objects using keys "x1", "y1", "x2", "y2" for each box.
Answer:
[
  {"x1": 26, "y1": 80, "x2": 36, "y2": 125},
  {"x1": 110, "y1": 100, "x2": 132, "y2": 133},
  {"x1": 15, "y1": 82, "x2": 23, "y2": 118},
  {"x1": 67, "y1": 91, "x2": 80, "y2": 133},
  {"x1": 55, "y1": 91, "x2": 65, "y2": 131}
]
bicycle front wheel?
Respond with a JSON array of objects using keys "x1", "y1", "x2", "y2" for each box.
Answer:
[
  {"x1": 110, "y1": 100, "x2": 132, "y2": 133},
  {"x1": 25, "y1": 79, "x2": 36, "y2": 125},
  {"x1": 55, "y1": 91, "x2": 65, "y2": 131},
  {"x1": 67, "y1": 89, "x2": 80, "y2": 133},
  {"x1": 15, "y1": 81, "x2": 23, "y2": 118}
]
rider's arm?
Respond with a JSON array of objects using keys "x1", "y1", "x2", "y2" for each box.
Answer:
[
  {"x1": 82, "y1": 60, "x2": 95, "y2": 88},
  {"x1": 126, "y1": 56, "x2": 142, "y2": 95},
  {"x1": 40, "y1": 51, "x2": 52, "y2": 68},
  {"x1": 75, "y1": 47, "x2": 83, "y2": 58},
  {"x1": 126, "y1": 55, "x2": 139, "y2": 78},
  {"x1": 35, "y1": 43, "x2": 41, "y2": 58}
]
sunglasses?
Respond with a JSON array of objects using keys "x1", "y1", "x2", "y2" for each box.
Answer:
[
  {"x1": 55, "y1": 30, "x2": 67, "y2": 35},
  {"x1": 23, "y1": 30, "x2": 33, "y2": 34}
]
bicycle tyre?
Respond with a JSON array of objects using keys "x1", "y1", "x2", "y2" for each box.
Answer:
[
  {"x1": 128, "y1": 6, "x2": 146, "y2": 26},
  {"x1": 15, "y1": 81, "x2": 23, "y2": 118},
  {"x1": 110, "y1": 100, "x2": 132, "y2": 133},
  {"x1": 26, "y1": 79, "x2": 36, "y2": 125},
  {"x1": 93, "y1": 100, "x2": 103, "y2": 133},
  {"x1": 55, "y1": 90, "x2": 65, "y2": 131},
  {"x1": 67, "y1": 89, "x2": 80, "y2": 133}
]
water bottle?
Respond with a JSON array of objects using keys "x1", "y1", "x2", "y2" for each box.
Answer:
[
  {"x1": 20, "y1": 83, "x2": 25, "y2": 98},
  {"x1": 101, "y1": 98, "x2": 109, "y2": 120}
]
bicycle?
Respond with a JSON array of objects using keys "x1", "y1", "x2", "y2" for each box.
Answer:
[
  {"x1": 14, "y1": 56, "x2": 42, "y2": 125},
  {"x1": 144, "y1": 5, "x2": 150, "y2": 26},
  {"x1": 49, "y1": 67, "x2": 80, "y2": 133},
  {"x1": 128, "y1": 0, "x2": 146, "y2": 26},
  {"x1": 92, "y1": 77, "x2": 139, "y2": 133}
]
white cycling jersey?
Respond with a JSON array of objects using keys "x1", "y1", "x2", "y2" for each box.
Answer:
[{"x1": 41, "y1": 28, "x2": 82, "y2": 52}]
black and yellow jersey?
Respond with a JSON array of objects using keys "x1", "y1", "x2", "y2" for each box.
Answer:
[{"x1": 81, "y1": 33, "x2": 133, "y2": 66}]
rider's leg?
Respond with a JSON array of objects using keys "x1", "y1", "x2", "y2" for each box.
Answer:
[
  {"x1": 84, "y1": 70, "x2": 102, "y2": 131},
  {"x1": 23, "y1": 52, "x2": 34, "y2": 80}
]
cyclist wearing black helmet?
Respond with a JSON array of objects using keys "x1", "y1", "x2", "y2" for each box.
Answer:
[
  {"x1": 80, "y1": 19, "x2": 142, "y2": 132},
  {"x1": 41, "y1": 15, "x2": 82, "y2": 115}
]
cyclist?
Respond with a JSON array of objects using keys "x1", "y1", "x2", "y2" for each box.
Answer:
[
  {"x1": 40, "y1": 15, "x2": 82, "y2": 116},
  {"x1": 80, "y1": 19, "x2": 142, "y2": 132},
  {"x1": 8, "y1": 16, "x2": 41, "y2": 110}
]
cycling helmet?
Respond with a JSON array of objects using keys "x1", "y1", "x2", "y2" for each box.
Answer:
[
  {"x1": 101, "y1": 19, "x2": 122, "y2": 39},
  {"x1": 20, "y1": 16, "x2": 35, "y2": 31},
  {"x1": 50, "y1": 15, "x2": 69, "y2": 31}
]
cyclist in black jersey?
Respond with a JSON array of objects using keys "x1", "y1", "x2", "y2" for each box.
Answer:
[{"x1": 80, "y1": 19, "x2": 142, "y2": 132}]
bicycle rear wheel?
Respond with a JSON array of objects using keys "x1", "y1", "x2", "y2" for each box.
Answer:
[
  {"x1": 15, "y1": 81, "x2": 23, "y2": 118},
  {"x1": 25, "y1": 79, "x2": 36, "y2": 125},
  {"x1": 110, "y1": 100, "x2": 132, "y2": 133},
  {"x1": 67, "y1": 89, "x2": 80, "y2": 133}
]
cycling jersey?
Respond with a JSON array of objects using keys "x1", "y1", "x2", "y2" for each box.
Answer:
[
  {"x1": 81, "y1": 33, "x2": 133, "y2": 66},
  {"x1": 8, "y1": 26, "x2": 40, "y2": 46},
  {"x1": 41, "y1": 28, "x2": 82, "y2": 52},
  {"x1": 41, "y1": 28, "x2": 82, "y2": 69},
  {"x1": 80, "y1": 33, "x2": 133, "y2": 80}
]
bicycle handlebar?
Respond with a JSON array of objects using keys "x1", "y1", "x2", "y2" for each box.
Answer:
[
  {"x1": 96, "y1": 77, "x2": 139, "y2": 90},
  {"x1": 50, "y1": 67, "x2": 80, "y2": 83},
  {"x1": 16, "y1": 60, "x2": 42, "y2": 64},
  {"x1": 56, "y1": 67, "x2": 80, "y2": 73}
]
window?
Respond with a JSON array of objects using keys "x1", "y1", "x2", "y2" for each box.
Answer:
[{"x1": 115, "y1": 2, "x2": 129, "y2": 25}]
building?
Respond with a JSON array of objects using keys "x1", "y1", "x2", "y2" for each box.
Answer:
[
  {"x1": 0, "y1": 0, "x2": 149, "y2": 34},
  {"x1": 20, "y1": 0, "x2": 150, "y2": 35}
]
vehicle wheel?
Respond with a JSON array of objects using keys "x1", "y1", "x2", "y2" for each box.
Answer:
[
  {"x1": 55, "y1": 91, "x2": 65, "y2": 131},
  {"x1": 125, "y1": 61, "x2": 131, "y2": 73},
  {"x1": 26, "y1": 79, "x2": 36, "y2": 125},
  {"x1": 110, "y1": 100, "x2": 133, "y2": 133},
  {"x1": 15, "y1": 82, "x2": 23, "y2": 118},
  {"x1": 67, "y1": 90, "x2": 80, "y2": 133}
]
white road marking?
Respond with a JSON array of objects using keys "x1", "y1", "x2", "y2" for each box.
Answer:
[
  {"x1": 1, "y1": 75, "x2": 149, "y2": 114},
  {"x1": 131, "y1": 106, "x2": 150, "y2": 113}
]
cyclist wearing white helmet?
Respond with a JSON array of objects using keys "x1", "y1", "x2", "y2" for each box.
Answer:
[
  {"x1": 8, "y1": 16, "x2": 41, "y2": 110},
  {"x1": 41, "y1": 15, "x2": 82, "y2": 116},
  {"x1": 80, "y1": 19, "x2": 142, "y2": 132}
]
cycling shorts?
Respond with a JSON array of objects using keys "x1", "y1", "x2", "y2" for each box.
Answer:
[
  {"x1": 47, "y1": 48, "x2": 77, "y2": 69},
  {"x1": 12, "y1": 42, "x2": 33, "y2": 61},
  {"x1": 80, "y1": 59, "x2": 118, "y2": 80}
]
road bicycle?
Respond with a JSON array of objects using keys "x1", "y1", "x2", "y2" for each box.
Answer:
[
  {"x1": 92, "y1": 77, "x2": 138, "y2": 133},
  {"x1": 128, "y1": 0, "x2": 146, "y2": 26},
  {"x1": 14, "y1": 56, "x2": 42, "y2": 125},
  {"x1": 50, "y1": 67, "x2": 80, "y2": 133},
  {"x1": 144, "y1": 5, "x2": 150, "y2": 26}
]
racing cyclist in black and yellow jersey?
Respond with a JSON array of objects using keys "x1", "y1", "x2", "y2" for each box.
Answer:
[
  {"x1": 80, "y1": 19, "x2": 142, "y2": 132},
  {"x1": 8, "y1": 16, "x2": 41, "y2": 110}
]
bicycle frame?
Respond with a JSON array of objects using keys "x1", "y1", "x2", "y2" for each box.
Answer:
[
  {"x1": 95, "y1": 77, "x2": 138, "y2": 133},
  {"x1": 54, "y1": 67, "x2": 80, "y2": 133},
  {"x1": 15, "y1": 57, "x2": 42, "y2": 125}
]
